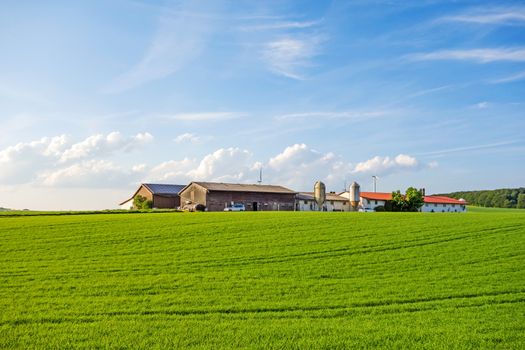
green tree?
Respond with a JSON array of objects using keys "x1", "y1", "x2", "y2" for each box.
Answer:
[
  {"x1": 391, "y1": 190, "x2": 405, "y2": 212},
  {"x1": 133, "y1": 195, "x2": 152, "y2": 210},
  {"x1": 518, "y1": 194, "x2": 525, "y2": 209},
  {"x1": 405, "y1": 187, "x2": 425, "y2": 212}
]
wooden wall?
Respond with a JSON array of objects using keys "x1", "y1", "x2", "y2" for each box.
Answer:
[
  {"x1": 207, "y1": 191, "x2": 295, "y2": 212},
  {"x1": 153, "y1": 195, "x2": 180, "y2": 209}
]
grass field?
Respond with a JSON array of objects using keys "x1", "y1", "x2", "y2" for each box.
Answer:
[{"x1": 1, "y1": 211, "x2": 524, "y2": 349}]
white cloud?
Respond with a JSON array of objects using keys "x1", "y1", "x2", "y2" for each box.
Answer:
[
  {"x1": 169, "y1": 112, "x2": 242, "y2": 121},
  {"x1": 263, "y1": 36, "x2": 323, "y2": 79},
  {"x1": 0, "y1": 132, "x2": 153, "y2": 186},
  {"x1": 188, "y1": 148, "x2": 252, "y2": 182},
  {"x1": 174, "y1": 133, "x2": 200, "y2": 144},
  {"x1": 265, "y1": 144, "x2": 351, "y2": 189},
  {"x1": 103, "y1": 1, "x2": 218, "y2": 93},
  {"x1": 0, "y1": 136, "x2": 69, "y2": 184},
  {"x1": 352, "y1": 154, "x2": 420, "y2": 175},
  {"x1": 60, "y1": 131, "x2": 153, "y2": 162},
  {"x1": 275, "y1": 110, "x2": 388, "y2": 121},
  {"x1": 147, "y1": 158, "x2": 198, "y2": 183},
  {"x1": 472, "y1": 101, "x2": 489, "y2": 109},
  {"x1": 40, "y1": 160, "x2": 139, "y2": 188},
  {"x1": 239, "y1": 19, "x2": 322, "y2": 31},
  {"x1": 144, "y1": 148, "x2": 254, "y2": 184},
  {"x1": 441, "y1": 8, "x2": 525, "y2": 25},
  {"x1": 490, "y1": 70, "x2": 525, "y2": 84},
  {"x1": 408, "y1": 48, "x2": 525, "y2": 63},
  {"x1": 415, "y1": 141, "x2": 518, "y2": 157}
]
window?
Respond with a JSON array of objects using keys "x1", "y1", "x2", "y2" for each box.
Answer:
[
  {"x1": 434, "y1": 204, "x2": 437, "y2": 207},
  {"x1": 425, "y1": 203, "x2": 428, "y2": 207},
  {"x1": 304, "y1": 200, "x2": 308, "y2": 204},
  {"x1": 375, "y1": 200, "x2": 378, "y2": 205},
  {"x1": 452, "y1": 204, "x2": 455, "y2": 207},
  {"x1": 330, "y1": 201, "x2": 334, "y2": 205},
  {"x1": 442, "y1": 204, "x2": 446, "y2": 207}
]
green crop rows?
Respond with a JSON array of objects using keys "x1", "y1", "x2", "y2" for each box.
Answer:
[{"x1": 1, "y1": 211, "x2": 524, "y2": 349}]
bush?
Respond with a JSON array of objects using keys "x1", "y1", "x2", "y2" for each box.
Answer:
[
  {"x1": 374, "y1": 205, "x2": 385, "y2": 212},
  {"x1": 133, "y1": 195, "x2": 153, "y2": 210}
]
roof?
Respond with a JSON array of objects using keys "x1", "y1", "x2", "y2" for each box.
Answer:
[
  {"x1": 298, "y1": 192, "x2": 348, "y2": 201},
  {"x1": 424, "y1": 195, "x2": 468, "y2": 205},
  {"x1": 186, "y1": 182, "x2": 296, "y2": 194},
  {"x1": 119, "y1": 183, "x2": 185, "y2": 205},
  {"x1": 360, "y1": 191, "x2": 467, "y2": 204},
  {"x1": 360, "y1": 192, "x2": 392, "y2": 201},
  {"x1": 143, "y1": 183, "x2": 185, "y2": 196}
]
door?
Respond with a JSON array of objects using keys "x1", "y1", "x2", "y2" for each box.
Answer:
[{"x1": 253, "y1": 202, "x2": 258, "y2": 211}]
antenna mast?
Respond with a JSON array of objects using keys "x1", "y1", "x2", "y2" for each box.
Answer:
[{"x1": 257, "y1": 167, "x2": 263, "y2": 184}]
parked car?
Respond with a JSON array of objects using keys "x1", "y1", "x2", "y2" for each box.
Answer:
[
  {"x1": 224, "y1": 203, "x2": 246, "y2": 212},
  {"x1": 358, "y1": 208, "x2": 374, "y2": 212}
]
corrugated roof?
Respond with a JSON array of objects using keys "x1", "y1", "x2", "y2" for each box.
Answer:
[
  {"x1": 360, "y1": 191, "x2": 467, "y2": 204},
  {"x1": 424, "y1": 195, "x2": 468, "y2": 205},
  {"x1": 192, "y1": 182, "x2": 296, "y2": 194},
  {"x1": 143, "y1": 183, "x2": 186, "y2": 196},
  {"x1": 298, "y1": 192, "x2": 348, "y2": 201}
]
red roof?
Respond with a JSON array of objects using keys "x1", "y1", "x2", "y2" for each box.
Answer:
[
  {"x1": 424, "y1": 195, "x2": 468, "y2": 205},
  {"x1": 360, "y1": 192, "x2": 392, "y2": 201},
  {"x1": 360, "y1": 192, "x2": 467, "y2": 205}
]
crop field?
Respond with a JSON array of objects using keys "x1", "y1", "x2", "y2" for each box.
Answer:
[{"x1": 1, "y1": 211, "x2": 524, "y2": 349}]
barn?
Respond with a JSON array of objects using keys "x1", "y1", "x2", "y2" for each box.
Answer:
[
  {"x1": 119, "y1": 183, "x2": 185, "y2": 209},
  {"x1": 178, "y1": 182, "x2": 296, "y2": 212}
]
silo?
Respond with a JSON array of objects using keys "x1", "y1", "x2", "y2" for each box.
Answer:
[
  {"x1": 349, "y1": 181, "x2": 360, "y2": 210},
  {"x1": 313, "y1": 181, "x2": 326, "y2": 211}
]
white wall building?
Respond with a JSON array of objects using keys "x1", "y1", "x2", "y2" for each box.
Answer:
[
  {"x1": 338, "y1": 191, "x2": 468, "y2": 212},
  {"x1": 296, "y1": 192, "x2": 349, "y2": 211}
]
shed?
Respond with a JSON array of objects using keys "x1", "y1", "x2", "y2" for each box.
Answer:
[
  {"x1": 178, "y1": 182, "x2": 297, "y2": 212},
  {"x1": 119, "y1": 183, "x2": 186, "y2": 209}
]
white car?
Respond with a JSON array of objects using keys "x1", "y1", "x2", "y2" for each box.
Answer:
[{"x1": 224, "y1": 203, "x2": 246, "y2": 212}]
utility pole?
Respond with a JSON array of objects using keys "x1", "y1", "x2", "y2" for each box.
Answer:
[{"x1": 257, "y1": 167, "x2": 262, "y2": 184}]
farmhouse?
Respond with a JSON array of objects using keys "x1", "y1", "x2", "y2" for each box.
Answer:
[
  {"x1": 350, "y1": 192, "x2": 468, "y2": 212},
  {"x1": 178, "y1": 182, "x2": 296, "y2": 212},
  {"x1": 296, "y1": 192, "x2": 349, "y2": 211},
  {"x1": 119, "y1": 183, "x2": 185, "y2": 209}
]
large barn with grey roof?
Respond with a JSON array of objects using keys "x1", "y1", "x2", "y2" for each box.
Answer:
[{"x1": 178, "y1": 182, "x2": 296, "y2": 212}]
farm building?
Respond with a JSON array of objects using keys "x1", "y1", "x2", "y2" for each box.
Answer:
[
  {"x1": 339, "y1": 191, "x2": 468, "y2": 212},
  {"x1": 178, "y1": 182, "x2": 296, "y2": 212},
  {"x1": 119, "y1": 183, "x2": 185, "y2": 209},
  {"x1": 296, "y1": 192, "x2": 349, "y2": 211}
]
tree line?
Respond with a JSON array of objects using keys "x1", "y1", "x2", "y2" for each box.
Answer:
[{"x1": 436, "y1": 188, "x2": 525, "y2": 209}]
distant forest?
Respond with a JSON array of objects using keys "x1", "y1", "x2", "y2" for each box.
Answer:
[{"x1": 437, "y1": 188, "x2": 525, "y2": 209}]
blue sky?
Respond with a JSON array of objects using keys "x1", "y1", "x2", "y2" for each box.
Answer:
[{"x1": 0, "y1": 0, "x2": 524, "y2": 210}]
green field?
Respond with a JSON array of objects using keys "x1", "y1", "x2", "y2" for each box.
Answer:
[{"x1": 1, "y1": 211, "x2": 524, "y2": 349}]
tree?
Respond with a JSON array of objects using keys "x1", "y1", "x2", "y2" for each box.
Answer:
[
  {"x1": 518, "y1": 194, "x2": 525, "y2": 209},
  {"x1": 405, "y1": 187, "x2": 424, "y2": 212},
  {"x1": 389, "y1": 187, "x2": 424, "y2": 212},
  {"x1": 133, "y1": 195, "x2": 153, "y2": 210},
  {"x1": 391, "y1": 190, "x2": 405, "y2": 211}
]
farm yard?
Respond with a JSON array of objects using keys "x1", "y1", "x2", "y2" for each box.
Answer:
[{"x1": 1, "y1": 210, "x2": 524, "y2": 349}]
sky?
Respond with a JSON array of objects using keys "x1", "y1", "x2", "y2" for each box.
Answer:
[{"x1": 0, "y1": 0, "x2": 524, "y2": 210}]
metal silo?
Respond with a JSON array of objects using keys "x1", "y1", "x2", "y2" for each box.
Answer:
[
  {"x1": 349, "y1": 181, "x2": 360, "y2": 210},
  {"x1": 314, "y1": 181, "x2": 326, "y2": 211}
]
